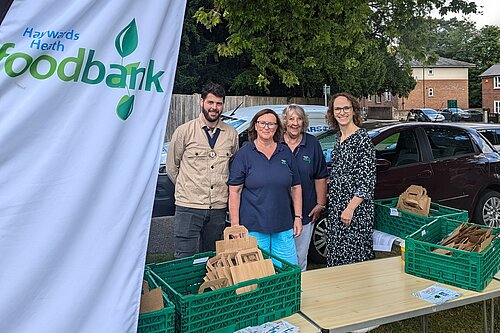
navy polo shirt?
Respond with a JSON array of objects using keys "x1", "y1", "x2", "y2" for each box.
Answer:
[
  {"x1": 283, "y1": 133, "x2": 328, "y2": 225},
  {"x1": 228, "y1": 141, "x2": 301, "y2": 233}
]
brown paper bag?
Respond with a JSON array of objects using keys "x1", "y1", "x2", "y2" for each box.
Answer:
[
  {"x1": 230, "y1": 259, "x2": 275, "y2": 294},
  {"x1": 139, "y1": 281, "x2": 164, "y2": 314},
  {"x1": 396, "y1": 185, "x2": 431, "y2": 216},
  {"x1": 216, "y1": 225, "x2": 257, "y2": 254}
]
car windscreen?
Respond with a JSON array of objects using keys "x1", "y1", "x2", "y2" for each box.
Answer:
[
  {"x1": 224, "y1": 118, "x2": 246, "y2": 129},
  {"x1": 477, "y1": 129, "x2": 500, "y2": 149},
  {"x1": 368, "y1": 130, "x2": 381, "y2": 138},
  {"x1": 422, "y1": 109, "x2": 438, "y2": 115},
  {"x1": 318, "y1": 129, "x2": 382, "y2": 162}
]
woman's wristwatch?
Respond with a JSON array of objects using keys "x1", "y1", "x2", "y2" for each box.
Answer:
[{"x1": 294, "y1": 215, "x2": 303, "y2": 220}]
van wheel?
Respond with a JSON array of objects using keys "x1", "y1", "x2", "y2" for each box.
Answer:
[
  {"x1": 307, "y1": 212, "x2": 328, "y2": 264},
  {"x1": 473, "y1": 190, "x2": 500, "y2": 227}
]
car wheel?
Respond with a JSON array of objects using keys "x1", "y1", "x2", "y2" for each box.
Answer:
[
  {"x1": 307, "y1": 212, "x2": 328, "y2": 264},
  {"x1": 473, "y1": 190, "x2": 500, "y2": 228},
  {"x1": 451, "y1": 115, "x2": 458, "y2": 122}
]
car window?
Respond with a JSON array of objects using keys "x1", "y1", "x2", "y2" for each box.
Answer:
[
  {"x1": 318, "y1": 130, "x2": 337, "y2": 150},
  {"x1": 424, "y1": 127, "x2": 475, "y2": 159},
  {"x1": 375, "y1": 133, "x2": 399, "y2": 152},
  {"x1": 317, "y1": 130, "x2": 338, "y2": 163},
  {"x1": 478, "y1": 129, "x2": 500, "y2": 146},
  {"x1": 374, "y1": 130, "x2": 421, "y2": 167}
]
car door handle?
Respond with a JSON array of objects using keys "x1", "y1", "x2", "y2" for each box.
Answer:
[{"x1": 417, "y1": 170, "x2": 433, "y2": 178}]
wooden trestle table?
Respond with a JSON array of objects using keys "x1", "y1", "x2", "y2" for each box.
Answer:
[{"x1": 298, "y1": 257, "x2": 500, "y2": 333}]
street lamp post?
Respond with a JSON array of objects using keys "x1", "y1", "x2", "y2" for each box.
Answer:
[{"x1": 323, "y1": 84, "x2": 331, "y2": 107}]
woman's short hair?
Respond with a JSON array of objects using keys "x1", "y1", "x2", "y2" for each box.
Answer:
[
  {"x1": 281, "y1": 104, "x2": 309, "y2": 133},
  {"x1": 248, "y1": 108, "x2": 283, "y2": 142},
  {"x1": 326, "y1": 92, "x2": 363, "y2": 129}
]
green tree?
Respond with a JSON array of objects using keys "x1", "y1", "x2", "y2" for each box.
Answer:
[
  {"x1": 469, "y1": 26, "x2": 500, "y2": 107},
  {"x1": 194, "y1": 0, "x2": 477, "y2": 97},
  {"x1": 424, "y1": 19, "x2": 500, "y2": 107},
  {"x1": 424, "y1": 18, "x2": 477, "y2": 61},
  {"x1": 174, "y1": 0, "x2": 256, "y2": 95}
]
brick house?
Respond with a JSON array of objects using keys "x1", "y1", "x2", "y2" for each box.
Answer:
[
  {"x1": 360, "y1": 57, "x2": 475, "y2": 119},
  {"x1": 479, "y1": 64, "x2": 500, "y2": 114},
  {"x1": 359, "y1": 92, "x2": 399, "y2": 120},
  {"x1": 403, "y1": 57, "x2": 474, "y2": 111}
]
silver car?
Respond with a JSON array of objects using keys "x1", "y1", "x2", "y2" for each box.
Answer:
[{"x1": 407, "y1": 108, "x2": 445, "y2": 122}]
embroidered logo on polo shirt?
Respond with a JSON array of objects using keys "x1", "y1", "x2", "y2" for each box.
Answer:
[
  {"x1": 303, "y1": 155, "x2": 311, "y2": 164},
  {"x1": 281, "y1": 159, "x2": 288, "y2": 166}
]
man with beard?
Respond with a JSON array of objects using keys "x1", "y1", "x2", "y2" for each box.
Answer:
[{"x1": 167, "y1": 83, "x2": 238, "y2": 258}]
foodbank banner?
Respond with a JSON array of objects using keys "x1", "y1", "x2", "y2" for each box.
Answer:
[{"x1": 0, "y1": 1, "x2": 186, "y2": 332}]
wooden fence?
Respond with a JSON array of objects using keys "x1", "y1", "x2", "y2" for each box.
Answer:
[{"x1": 164, "y1": 94, "x2": 324, "y2": 140}]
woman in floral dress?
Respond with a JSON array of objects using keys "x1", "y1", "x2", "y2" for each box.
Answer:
[{"x1": 326, "y1": 93, "x2": 376, "y2": 267}]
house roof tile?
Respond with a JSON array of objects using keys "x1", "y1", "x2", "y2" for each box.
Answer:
[
  {"x1": 410, "y1": 56, "x2": 475, "y2": 68},
  {"x1": 479, "y1": 64, "x2": 500, "y2": 77}
]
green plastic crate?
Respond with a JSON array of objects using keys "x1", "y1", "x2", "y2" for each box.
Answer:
[
  {"x1": 138, "y1": 273, "x2": 175, "y2": 333},
  {"x1": 374, "y1": 198, "x2": 468, "y2": 238},
  {"x1": 405, "y1": 217, "x2": 500, "y2": 291},
  {"x1": 146, "y1": 250, "x2": 301, "y2": 333}
]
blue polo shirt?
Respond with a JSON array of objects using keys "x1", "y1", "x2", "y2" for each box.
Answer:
[
  {"x1": 228, "y1": 141, "x2": 301, "y2": 233},
  {"x1": 283, "y1": 133, "x2": 328, "y2": 225}
]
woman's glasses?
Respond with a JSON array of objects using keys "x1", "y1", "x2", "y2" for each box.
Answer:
[
  {"x1": 333, "y1": 106, "x2": 353, "y2": 113},
  {"x1": 256, "y1": 120, "x2": 278, "y2": 129}
]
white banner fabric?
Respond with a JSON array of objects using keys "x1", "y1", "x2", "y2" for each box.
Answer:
[{"x1": 0, "y1": 1, "x2": 186, "y2": 332}]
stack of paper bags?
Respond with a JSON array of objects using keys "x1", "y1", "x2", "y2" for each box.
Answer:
[
  {"x1": 397, "y1": 185, "x2": 431, "y2": 217},
  {"x1": 198, "y1": 226, "x2": 275, "y2": 294},
  {"x1": 434, "y1": 223, "x2": 496, "y2": 254}
]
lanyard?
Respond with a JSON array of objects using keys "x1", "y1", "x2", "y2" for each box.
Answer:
[{"x1": 203, "y1": 127, "x2": 221, "y2": 149}]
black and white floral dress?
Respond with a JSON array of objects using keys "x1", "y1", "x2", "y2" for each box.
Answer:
[{"x1": 326, "y1": 128, "x2": 376, "y2": 267}]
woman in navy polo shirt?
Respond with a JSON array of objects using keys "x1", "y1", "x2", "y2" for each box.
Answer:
[
  {"x1": 228, "y1": 108, "x2": 303, "y2": 265},
  {"x1": 282, "y1": 104, "x2": 328, "y2": 271}
]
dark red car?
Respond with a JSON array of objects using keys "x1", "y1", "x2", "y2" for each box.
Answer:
[{"x1": 309, "y1": 122, "x2": 500, "y2": 262}]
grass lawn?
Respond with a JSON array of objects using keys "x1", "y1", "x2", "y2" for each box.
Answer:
[
  {"x1": 145, "y1": 246, "x2": 499, "y2": 332},
  {"x1": 372, "y1": 299, "x2": 500, "y2": 332},
  {"x1": 146, "y1": 252, "x2": 174, "y2": 264}
]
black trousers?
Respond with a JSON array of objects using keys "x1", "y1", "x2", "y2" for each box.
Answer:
[{"x1": 173, "y1": 205, "x2": 226, "y2": 258}]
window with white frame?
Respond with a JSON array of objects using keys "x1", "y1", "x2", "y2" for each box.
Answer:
[
  {"x1": 428, "y1": 88, "x2": 434, "y2": 97},
  {"x1": 428, "y1": 68, "x2": 433, "y2": 75},
  {"x1": 375, "y1": 94, "x2": 382, "y2": 104},
  {"x1": 384, "y1": 92, "x2": 392, "y2": 101},
  {"x1": 367, "y1": 95, "x2": 372, "y2": 101},
  {"x1": 494, "y1": 76, "x2": 500, "y2": 89},
  {"x1": 495, "y1": 100, "x2": 500, "y2": 114}
]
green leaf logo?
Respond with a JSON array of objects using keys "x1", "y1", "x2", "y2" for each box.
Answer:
[
  {"x1": 114, "y1": 20, "x2": 139, "y2": 120},
  {"x1": 116, "y1": 94, "x2": 135, "y2": 120},
  {"x1": 110, "y1": 62, "x2": 141, "y2": 85},
  {"x1": 124, "y1": 62, "x2": 141, "y2": 75},
  {"x1": 115, "y1": 19, "x2": 138, "y2": 57}
]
